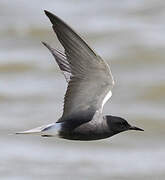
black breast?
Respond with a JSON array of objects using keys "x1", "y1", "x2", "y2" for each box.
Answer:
[{"x1": 59, "y1": 117, "x2": 111, "y2": 141}]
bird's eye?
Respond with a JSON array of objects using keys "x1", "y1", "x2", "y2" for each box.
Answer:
[{"x1": 120, "y1": 122, "x2": 125, "y2": 128}]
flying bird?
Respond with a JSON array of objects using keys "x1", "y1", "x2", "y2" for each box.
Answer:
[{"x1": 16, "y1": 10, "x2": 143, "y2": 141}]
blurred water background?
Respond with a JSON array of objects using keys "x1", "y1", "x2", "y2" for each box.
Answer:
[{"x1": 0, "y1": 0, "x2": 165, "y2": 179}]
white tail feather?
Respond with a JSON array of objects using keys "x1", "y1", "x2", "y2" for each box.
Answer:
[{"x1": 16, "y1": 123, "x2": 60, "y2": 136}]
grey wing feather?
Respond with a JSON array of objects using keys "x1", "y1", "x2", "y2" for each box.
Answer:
[
  {"x1": 44, "y1": 10, "x2": 114, "y2": 123},
  {"x1": 42, "y1": 42, "x2": 71, "y2": 82}
]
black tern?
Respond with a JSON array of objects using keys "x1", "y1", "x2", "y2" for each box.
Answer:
[{"x1": 16, "y1": 10, "x2": 144, "y2": 141}]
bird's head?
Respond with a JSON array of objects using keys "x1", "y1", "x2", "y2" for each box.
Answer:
[{"x1": 106, "y1": 115, "x2": 144, "y2": 135}]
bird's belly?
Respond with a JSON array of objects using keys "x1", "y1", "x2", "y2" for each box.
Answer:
[{"x1": 59, "y1": 121, "x2": 111, "y2": 141}]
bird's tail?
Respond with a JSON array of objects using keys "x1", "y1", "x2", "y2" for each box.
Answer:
[{"x1": 16, "y1": 123, "x2": 60, "y2": 137}]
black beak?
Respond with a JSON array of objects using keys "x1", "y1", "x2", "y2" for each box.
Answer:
[{"x1": 129, "y1": 126, "x2": 144, "y2": 131}]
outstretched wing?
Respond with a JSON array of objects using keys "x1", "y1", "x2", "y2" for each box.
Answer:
[
  {"x1": 42, "y1": 42, "x2": 71, "y2": 82},
  {"x1": 45, "y1": 10, "x2": 114, "y2": 123}
]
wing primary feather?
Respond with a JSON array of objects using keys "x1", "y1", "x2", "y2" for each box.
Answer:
[
  {"x1": 42, "y1": 42, "x2": 70, "y2": 73},
  {"x1": 42, "y1": 42, "x2": 71, "y2": 82}
]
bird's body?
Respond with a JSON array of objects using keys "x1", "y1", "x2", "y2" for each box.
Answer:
[
  {"x1": 18, "y1": 113, "x2": 125, "y2": 141},
  {"x1": 40, "y1": 112, "x2": 109, "y2": 141},
  {"x1": 16, "y1": 10, "x2": 143, "y2": 141},
  {"x1": 59, "y1": 110, "x2": 109, "y2": 141}
]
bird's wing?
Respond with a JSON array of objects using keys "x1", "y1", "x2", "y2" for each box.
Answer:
[
  {"x1": 45, "y1": 10, "x2": 114, "y2": 124},
  {"x1": 42, "y1": 42, "x2": 71, "y2": 82}
]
